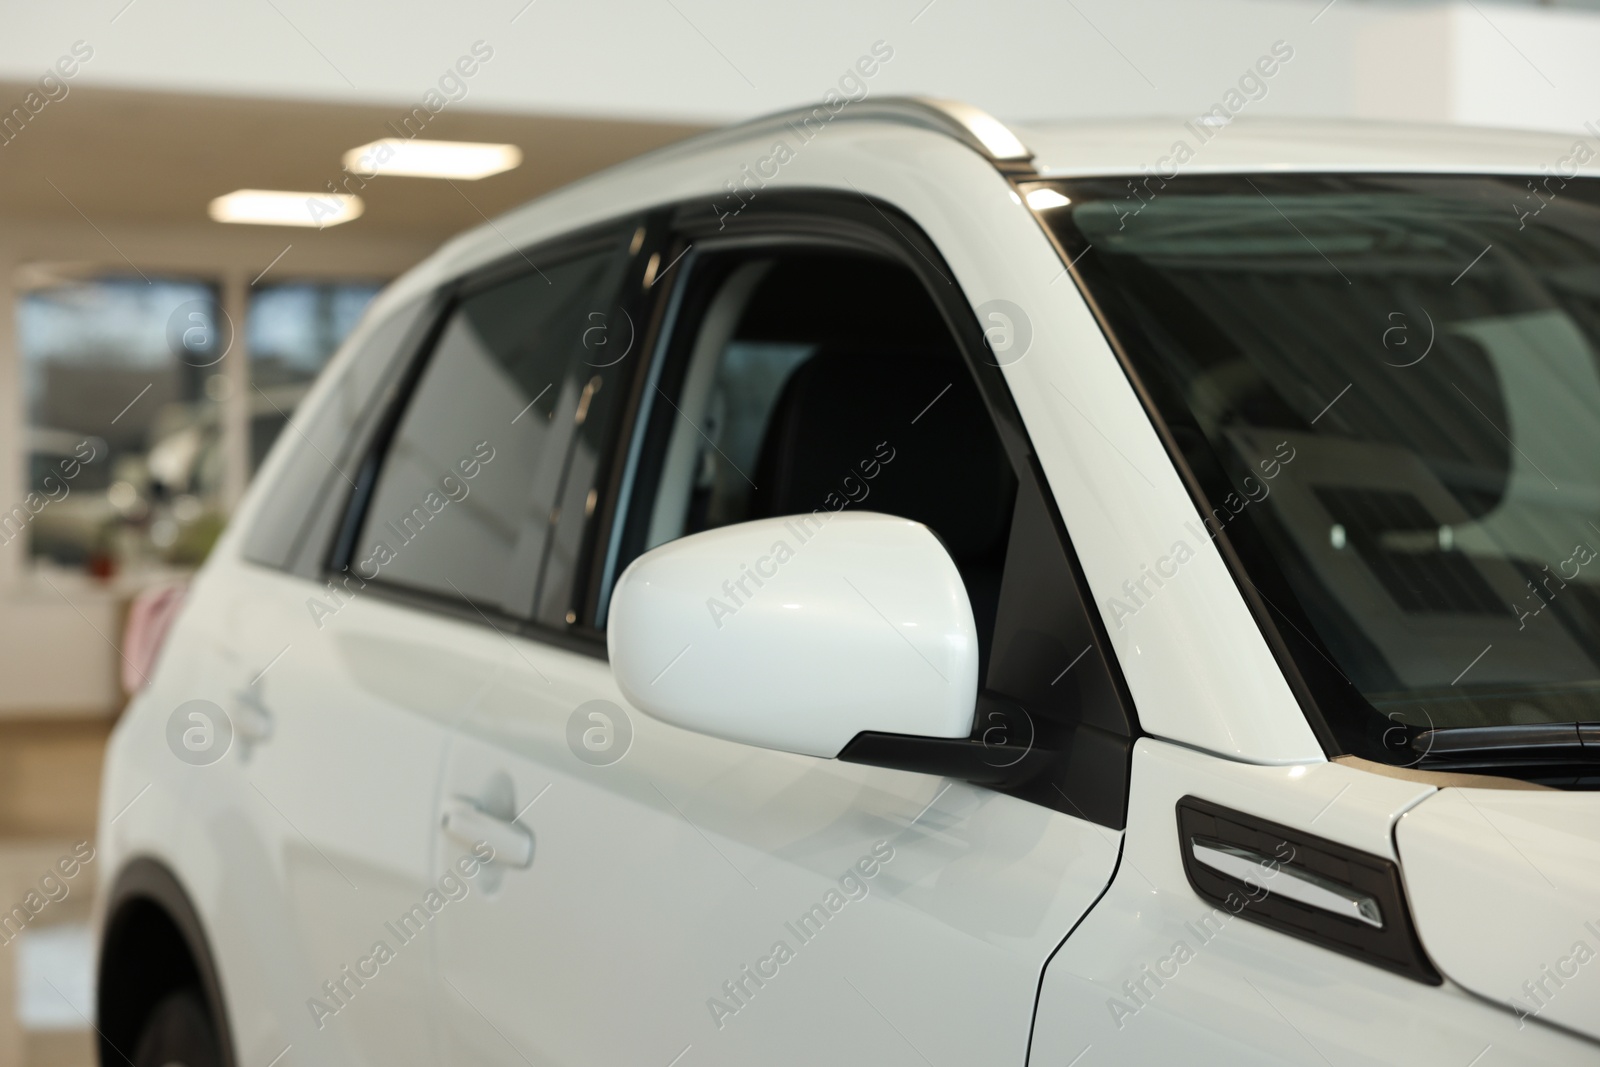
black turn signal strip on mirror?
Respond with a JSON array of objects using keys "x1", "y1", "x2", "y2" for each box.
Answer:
[{"x1": 1175, "y1": 797, "x2": 1441, "y2": 984}]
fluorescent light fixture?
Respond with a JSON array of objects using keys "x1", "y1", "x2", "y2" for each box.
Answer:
[
  {"x1": 342, "y1": 139, "x2": 523, "y2": 180},
  {"x1": 208, "y1": 189, "x2": 363, "y2": 228},
  {"x1": 1025, "y1": 188, "x2": 1072, "y2": 211}
]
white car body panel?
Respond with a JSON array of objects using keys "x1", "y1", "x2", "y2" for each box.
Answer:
[
  {"x1": 139, "y1": 564, "x2": 464, "y2": 1066},
  {"x1": 433, "y1": 638, "x2": 1119, "y2": 1065},
  {"x1": 223, "y1": 571, "x2": 472, "y2": 1066},
  {"x1": 1397, "y1": 787, "x2": 1600, "y2": 1043},
  {"x1": 1015, "y1": 116, "x2": 1596, "y2": 177}
]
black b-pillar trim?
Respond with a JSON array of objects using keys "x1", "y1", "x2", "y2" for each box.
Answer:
[{"x1": 837, "y1": 692, "x2": 1054, "y2": 786}]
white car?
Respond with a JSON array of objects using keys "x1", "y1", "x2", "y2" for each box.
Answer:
[{"x1": 96, "y1": 97, "x2": 1600, "y2": 1066}]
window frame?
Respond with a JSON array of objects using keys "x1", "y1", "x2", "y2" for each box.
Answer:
[{"x1": 552, "y1": 191, "x2": 1143, "y2": 827}]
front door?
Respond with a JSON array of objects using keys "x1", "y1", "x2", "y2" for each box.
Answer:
[{"x1": 433, "y1": 207, "x2": 1133, "y2": 1065}]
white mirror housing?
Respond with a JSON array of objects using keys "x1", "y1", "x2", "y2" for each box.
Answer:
[{"x1": 608, "y1": 512, "x2": 980, "y2": 758}]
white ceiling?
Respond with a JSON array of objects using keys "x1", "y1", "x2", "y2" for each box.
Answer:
[{"x1": 1, "y1": 0, "x2": 1591, "y2": 129}]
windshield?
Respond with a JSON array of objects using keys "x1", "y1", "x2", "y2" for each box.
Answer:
[{"x1": 1041, "y1": 173, "x2": 1600, "y2": 762}]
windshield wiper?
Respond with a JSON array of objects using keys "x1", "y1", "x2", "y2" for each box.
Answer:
[{"x1": 1410, "y1": 722, "x2": 1600, "y2": 762}]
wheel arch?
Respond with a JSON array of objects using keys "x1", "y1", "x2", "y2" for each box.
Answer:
[{"x1": 98, "y1": 856, "x2": 238, "y2": 1067}]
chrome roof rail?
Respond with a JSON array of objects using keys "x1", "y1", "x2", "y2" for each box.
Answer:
[{"x1": 729, "y1": 96, "x2": 1036, "y2": 173}]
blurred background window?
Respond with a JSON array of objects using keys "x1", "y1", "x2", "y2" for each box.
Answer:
[
  {"x1": 15, "y1": 277, "x2": 385, "y2": 578},
  {"x1": 18, "y1": 276, "x2": 224, "y2": 575},
  {"x1": 246, "y1": 280, "x2": 383, "y2": 470}
]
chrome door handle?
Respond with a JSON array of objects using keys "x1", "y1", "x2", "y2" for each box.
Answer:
[
  {"x1": 1191, "y1": 838, "x2": 1384, "y2": 928},
  {"x1": 442, "y1": 797, "x2": 534, "y2": 869}
]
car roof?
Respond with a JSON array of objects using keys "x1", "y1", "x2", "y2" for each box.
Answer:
[
  {"x1": 373, "y1": 100, "x2": 1586, "y2": 316},
  {"x1": 1015, "y1": 115, "x2": 1591, "y2": 177}
]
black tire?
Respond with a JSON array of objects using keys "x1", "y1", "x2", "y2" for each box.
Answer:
[{"x1": 130, "y1": 987, "x2": 224, "y2": 1067}]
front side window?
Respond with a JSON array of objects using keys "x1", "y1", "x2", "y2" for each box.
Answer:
[
  {"x1": 351, "y1": 241, "x2": 630, "y2": 616},
  {"x1": 1042, "y1": 173, "x2": 1600, "y2": 761},
  {"x1": 604, "y1": 250, "x2": 1018, "y2": 663},
  {"x1": 585, "y1": 226, "x2": 1137, "y2": 822}
]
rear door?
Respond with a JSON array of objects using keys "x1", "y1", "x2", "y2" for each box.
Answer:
[
  {"x1": 203, "y1": 298, "x2": 461, "y2": 1067},
  {"x1": 212, "y1": 226, "x2": 639, "y2": 1066},
  {"x1": 432, "y1": 199, "x2": 1132, "y2": 1065},
  {"x1": 317, "y1": 225, "x2": 648, "y2": 1064}
]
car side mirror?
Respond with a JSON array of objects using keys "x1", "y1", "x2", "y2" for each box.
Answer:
[{"x1": 608, "y1": 512, "x2": 984, "y2": 763}]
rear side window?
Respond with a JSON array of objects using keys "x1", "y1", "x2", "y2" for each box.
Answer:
[{"x1": 349, "y1": 242, "x2": 630, "y2": 617}]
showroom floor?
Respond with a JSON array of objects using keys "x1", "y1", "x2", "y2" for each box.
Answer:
[{"x1": 0, "y1": 720, "x2": 109, "y2": 1067}]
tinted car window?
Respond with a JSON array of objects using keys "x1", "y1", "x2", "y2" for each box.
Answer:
[
  {"x1": 353, "y1": 245, "x2": 627, "y2": 615},
  {"x1": 607, "y1": 252, "x2": 1017, "y2": 656}
]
